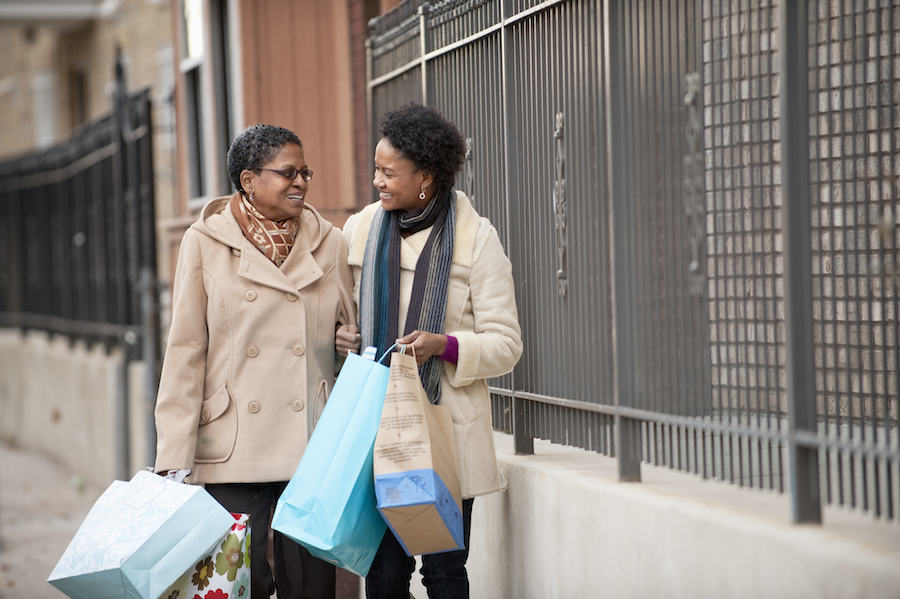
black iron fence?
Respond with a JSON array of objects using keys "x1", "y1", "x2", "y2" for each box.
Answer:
[
  {"x1": 0, "y1": 83, "x2": 160, "y2": 365},
  {"x1": 367, "y1": 0, "x2": 900, "y2": 523}
]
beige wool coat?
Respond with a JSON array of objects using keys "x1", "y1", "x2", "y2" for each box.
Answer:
[
  {"x1": 343, "y1": 190, "x2": 523, "y2": 498},
  {"x1": 154, "y1": 194, "x2": 355, "y2": 484}
]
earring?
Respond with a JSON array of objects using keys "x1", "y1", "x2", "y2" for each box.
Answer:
[
  {"x1": 419, "y1": 187, "x2": 427, "y2": 201},
  {"x1": 248, "y1": 190, "x2": 254, "y2": 202}
]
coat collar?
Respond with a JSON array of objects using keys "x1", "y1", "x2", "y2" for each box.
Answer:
[
  {"x1": 192, "y1": 194, "x2": 332, "y2": 293},
  {"x1": 347, "y1": 190, "x2": 481, "y2": 270}
]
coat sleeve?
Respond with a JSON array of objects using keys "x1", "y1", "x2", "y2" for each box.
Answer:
[
  {"x1": 445, "y1": 222, "x2": 523, "y2": 388},
  {"x1": 334, "y1": 230, "x2": 357, "y2": 328},
  {"x1": 154, "y1": 229, "x2": 209, "y2": 472}
]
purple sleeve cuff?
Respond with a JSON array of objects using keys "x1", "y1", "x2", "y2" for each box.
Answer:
[{"x1": 440, "y1": 335, "x2": 459, "y2": 364}]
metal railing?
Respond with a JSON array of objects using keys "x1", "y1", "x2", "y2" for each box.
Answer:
[
  {"x1": 0, "y1": 74, "x2": 159, "y2": 354},
  {"x1": 367, "y1": 0, "x2": 900, "y2": 523},
  {"x1": 0, "y1": 58, "x2": 162, "y2": 467}
]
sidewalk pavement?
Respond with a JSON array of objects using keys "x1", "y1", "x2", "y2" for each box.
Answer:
[{"x1": 0, "y1": 439, "x2": 102, "y2": 599}]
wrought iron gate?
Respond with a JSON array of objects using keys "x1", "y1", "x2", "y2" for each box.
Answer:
[{"x1": 368, "y1": 0, "x2": 900, "y2": 523}]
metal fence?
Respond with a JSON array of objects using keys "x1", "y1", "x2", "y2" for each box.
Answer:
[
  {"x1": 0, "y1": 73, "x2": 160, "y2": 368},
  {"x1": 367, "y1": 0, "x2": 900, "y2": 523}
]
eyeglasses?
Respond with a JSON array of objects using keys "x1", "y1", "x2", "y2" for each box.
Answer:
[{"x1": 258, "y1": 167, "x2": 314, "y2": 182}]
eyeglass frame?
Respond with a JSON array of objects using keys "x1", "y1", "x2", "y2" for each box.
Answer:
[{"x1": 256, "y1": 167, "x2": 314, "y2": 182}]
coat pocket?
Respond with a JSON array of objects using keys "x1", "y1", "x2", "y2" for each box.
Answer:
[{"x1": 195, "y1": 383, "x2": 237, "y2": 463}]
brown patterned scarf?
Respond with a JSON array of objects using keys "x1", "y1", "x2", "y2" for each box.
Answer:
[{"x1": 229, "y1": 193, "x2": 300, "y2": 267}]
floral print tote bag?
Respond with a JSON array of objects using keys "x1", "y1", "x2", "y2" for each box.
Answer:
[{"x1": 159, "y1": 513, "x2": 250, "y2": 599}]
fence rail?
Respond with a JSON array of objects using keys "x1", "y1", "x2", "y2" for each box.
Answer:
[{"x1": 368, "y1": 0, "x2": 900, "y2": 523}]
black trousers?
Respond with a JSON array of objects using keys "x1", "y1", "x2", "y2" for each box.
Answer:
[
  {"x1": 365, "y1": 498, "x2": 474, "y2": 599},
  {"x1": 205, "y1": 482, "x2": 336, "y2": 599}
]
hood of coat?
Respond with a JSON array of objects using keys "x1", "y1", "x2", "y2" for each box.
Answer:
[{"x1": 192, "y1": 193, "x2": 334, "y2": 253}]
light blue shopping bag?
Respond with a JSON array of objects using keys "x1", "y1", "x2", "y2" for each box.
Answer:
[
  {"x1": 47, "y1": 470, "x2": 235, "y2": 599},
  {"x1": 272, "y1": 348, "x2": 390, "y2": 577}
]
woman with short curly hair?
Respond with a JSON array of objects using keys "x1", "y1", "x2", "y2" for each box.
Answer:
[
  {"x1": 337, "y1": 104, "x2": 523, "y2": 598},
  {"x1": 156, "y1": 123, "x2": 355, "y2": 599}
]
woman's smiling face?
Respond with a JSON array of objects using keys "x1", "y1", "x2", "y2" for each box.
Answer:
[
  {"x1": 242, "y1": 143, "x2": 309, "y2": 221},
  {"x1": 372, "y1": 137, "x2": 433, "y2": 212}
]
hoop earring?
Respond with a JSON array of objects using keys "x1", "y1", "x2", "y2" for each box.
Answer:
[{"x1": 419, "y1": 187, "x2": 427, "y2": 201}]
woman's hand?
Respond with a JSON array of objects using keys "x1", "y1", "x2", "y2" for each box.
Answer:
[
  {"x1": 336, "y1": 324, "x2": 361, "y2": 356},
  {"x1": 396, "y1": 330, "x2": 448, "y2": 365}
]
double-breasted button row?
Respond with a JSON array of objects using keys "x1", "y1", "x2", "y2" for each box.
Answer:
[
  {"x1": 241, "y1": 399, "x2": 305, "y2": 413},
  {"x1": 242, "y1": 288, "x2": 300, "y2": 302},
  {"x1": 245, "y1": 344, "x2": 305, "y2": 357}
]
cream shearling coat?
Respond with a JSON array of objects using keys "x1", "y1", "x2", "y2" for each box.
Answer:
[
  {"x1": 154, "y1": 194, "x2": 355, "y2": 484},
  {"x1": 343, "y1": 190, "x2": 523, "y2": 498}
]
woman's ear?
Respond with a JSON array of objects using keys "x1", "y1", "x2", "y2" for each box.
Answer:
[
  {"x1": 420, "y1": 171, "x2": 434, "y2": 189},
  {"x1": 239, "y1": 169, "x2": 255, "y2": 192}
]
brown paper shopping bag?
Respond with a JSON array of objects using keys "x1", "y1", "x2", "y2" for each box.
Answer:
[{"x1": 373, "y1": 347, "x2": 464, "y2": 556}]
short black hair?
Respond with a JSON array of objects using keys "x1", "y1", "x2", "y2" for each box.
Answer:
[
  {"x1": 378, "y1": 104, "x2": 466, "y2": 198},
  {"x1": 227, "y1": 124, "x2": 302, "y2": 193}
]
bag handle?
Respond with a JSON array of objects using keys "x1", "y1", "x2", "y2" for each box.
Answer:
[
  {"x1": 375, "y1": 342, "x2": 417, "y2": 364},
  {"x1": 376, "y1": 343, "x2": 398, "y2": 364}
]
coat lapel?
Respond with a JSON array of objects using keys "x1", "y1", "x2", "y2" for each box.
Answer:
[{"x1": 201, "y1": 198, "x2": 326, "y2": 294}]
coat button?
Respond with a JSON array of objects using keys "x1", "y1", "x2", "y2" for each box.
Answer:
[
  {"x1": 244, "y1": 289, "x2": 257, "y2": 301},
  {"x1": 246, "y1": 344, "x2": 259, "y2": 357},
  {"x1": 232, "y1": 248, "x2": 241, "y2": 256},
  {"x1": 248, "y1": 401, "x2": 261, "y2": 413},
  {"x1": 201, "y1": 409, "x2": 211, "y2": 422},
  {"x1": 285, "y1": 292, "x2": 298, "y2": 302},
  {"x1": 292, "y1": 343, "x2": 305, "y2": 356},
  {"x1": 291, "y1": 398, "x2": 305, "y2": 411}
]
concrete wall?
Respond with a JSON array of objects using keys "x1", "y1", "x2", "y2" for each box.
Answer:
[
  {"x1": 0, "y1": 329, "x2": 150, "y2": 489},
  {"x1": 468, "y1": 434, "x2": 900, "y2": 599}
]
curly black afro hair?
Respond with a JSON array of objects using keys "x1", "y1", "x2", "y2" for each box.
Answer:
[
  {"x1": 227, "y1": 124, "x2": 303, "y2": 193},
  {"x1": 378, "y1": 104, "x2": 466, "y2": 198}
]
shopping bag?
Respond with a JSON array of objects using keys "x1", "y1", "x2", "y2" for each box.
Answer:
[
  {"x1": 373, "y1": 347, "x2": 464, "y2": 556},
  {"x1": 159, "y1": 513, "x2": 250, "y2": 599},
  {"x1": 47, "y1": 469, "x2": 235, "y2": 599},
  {"x1": 272, "y1": 348, "x2": 390, "y2": 577}
]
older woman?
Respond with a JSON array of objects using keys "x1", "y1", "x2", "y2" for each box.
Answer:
[
  {"x1": 155, "y1": 124, "x2": 354, "y2": 599},
  {"x1": 337, "y1": 104, "x2": 523, "y2": 599}
]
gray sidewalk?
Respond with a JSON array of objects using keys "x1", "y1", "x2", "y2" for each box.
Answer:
[{"x1": 0, "y1": 440, "x2": 103, "y2": 599}]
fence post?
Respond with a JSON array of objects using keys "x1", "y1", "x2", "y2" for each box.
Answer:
[
  {"x1": 779, "y1": 0, "x2": 822, "y2": 524},
  {"x1": 418, "y1": 3, "x2": 430, "y2": 105},
  {"x1": 604, "y1": 0, "x2": 641, "y2": 482}
]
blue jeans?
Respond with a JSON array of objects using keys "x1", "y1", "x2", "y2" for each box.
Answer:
[{"x1": 366, "y1": 498, "x2": 474, "y2": 599}]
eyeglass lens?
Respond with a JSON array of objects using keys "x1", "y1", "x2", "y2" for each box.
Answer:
[{"x1": 262, "y1": 167, "x2": 313, "y2": 181}]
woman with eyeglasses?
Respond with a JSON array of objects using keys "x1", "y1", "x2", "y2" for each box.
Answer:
[
  {"x1": 336, "y1": 104, "x2": 523, "y2": 599},
  {"x1": 154, "y1": 124, "x2": 354, "y2": 599}
]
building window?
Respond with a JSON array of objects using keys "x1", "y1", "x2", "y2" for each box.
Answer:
[
  {"x1": 32, "y1": 71, "x2": 57, "y2": 149},
  {"x1": 179, "y1": 0, "x2": 236, "y2": 210}
]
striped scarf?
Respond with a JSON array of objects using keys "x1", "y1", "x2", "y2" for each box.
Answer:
[
  {"x1": 230, "y1": 193, "x2": 300, "y2": 267},
  {"x1": 360, "y1": 191, "x2": 456, "y2": 403}
]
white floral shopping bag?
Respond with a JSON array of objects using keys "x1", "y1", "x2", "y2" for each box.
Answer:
[{"x1": 159, "y1": 512, "x2": 250, "y2": 599}]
